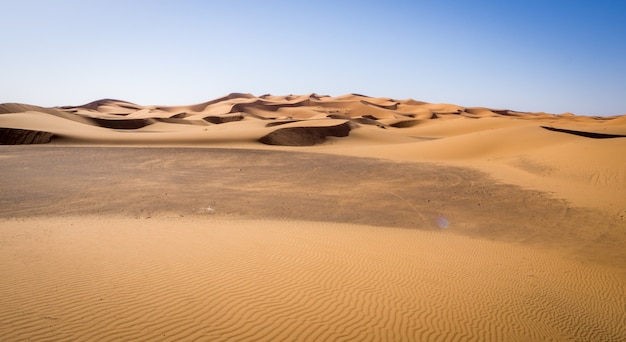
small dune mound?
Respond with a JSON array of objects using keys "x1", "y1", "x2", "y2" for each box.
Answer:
[
  {"x1": 0, "y1": 127, "x2": 53, "y2": 144},
  {"x1": 69, "y1": 99, "x2": 142, "y2": 112},
  {"x1": 259, "y1": 122, "x2": 352, "y2": 146},
  {"x1": 360, "y1": 99, "x2": 399, "y2": 110}
]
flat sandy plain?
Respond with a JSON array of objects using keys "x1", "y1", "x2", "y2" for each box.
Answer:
[{"x1": 1, "y1": 94, "x2": 625, "y2": 341}]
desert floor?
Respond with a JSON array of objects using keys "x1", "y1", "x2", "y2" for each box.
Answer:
[
  {"x1": 1, "y1": 94, "x2": 625, "y2": 340},
  {"x1": 1, "y1": 146, "x2": 625, "y2": 341}
]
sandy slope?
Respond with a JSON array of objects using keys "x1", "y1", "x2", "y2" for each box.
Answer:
[
  {"x1": 1, "y1": 217, "x2": 624, "y2": 341},
  {"x1": 1, "y1": 94, "x2": 626, "y2": 340}
]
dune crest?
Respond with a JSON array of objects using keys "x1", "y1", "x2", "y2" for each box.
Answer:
[{"x1": 1, "y1": 94, "x2": 624, "y2": 146}]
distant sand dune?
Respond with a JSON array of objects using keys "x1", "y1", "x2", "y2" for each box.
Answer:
[{"x1": 2, "y1": 93, "x2": 624, "y2": 146}]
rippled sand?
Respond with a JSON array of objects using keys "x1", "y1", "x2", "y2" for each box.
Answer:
[{"x1": 2, "y1": 217, "x2": 625, "y2": 341}]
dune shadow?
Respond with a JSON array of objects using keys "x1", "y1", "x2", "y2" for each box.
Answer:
[{"x1": 541, "y1": 126, "x2": 626, "y2": 139}]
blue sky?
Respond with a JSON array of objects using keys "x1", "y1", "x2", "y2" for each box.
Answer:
[{"x1": 2, "y1": 0, "x2": 625, "y2": 116}]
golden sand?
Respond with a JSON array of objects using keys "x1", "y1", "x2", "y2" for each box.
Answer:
[
  {"x1": 1, "y1": 94, "x2": 625, "y2": 340},
  {"x1": 1, "y1": 217, "x2": 624, "y2": 341}
]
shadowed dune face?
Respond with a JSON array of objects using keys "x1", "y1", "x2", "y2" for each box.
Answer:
[
  {"x1": 1, "y1": 146, "x2": 624, "y2": 269},
  {"x1": 203, "y1": 114, "x2": 244, "y2": 124},
  {"x1": 87, "y1": 117, "x2": 155, "y2": 129},
  {"x1": 258, "y1": 121, "x2": 352, "y2": 146},
  {"x1": 541, "y1": 125, "x2": 626, "y2": 138},
  {"x1": 0, "y1": 128, "x2": 53, "y2": 144}
]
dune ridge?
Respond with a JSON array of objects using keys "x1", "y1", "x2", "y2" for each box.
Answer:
[{"x1": 2, "y1": 93, "x2": 624, "y2": 146}]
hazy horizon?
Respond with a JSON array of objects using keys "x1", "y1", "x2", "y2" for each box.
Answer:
[{"x1": 2, "y1": 0, "x2": 625, "y2": 116}]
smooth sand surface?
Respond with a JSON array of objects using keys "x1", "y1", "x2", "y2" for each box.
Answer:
[{"x1": 1, "y1": 94, "x2": 626, "y2": 340}]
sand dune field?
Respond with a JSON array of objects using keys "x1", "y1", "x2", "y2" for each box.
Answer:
[{"x1": 1, "y1": 94, "x2": 625, "y2": 340}]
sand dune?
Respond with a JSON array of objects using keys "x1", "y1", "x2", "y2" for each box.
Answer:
[
  {"x1": 2, "y1": 93, "x2": 624, "y2": 144},
  {"x1": 1, "y1": 94, "x2": 625, "y2": 340}
]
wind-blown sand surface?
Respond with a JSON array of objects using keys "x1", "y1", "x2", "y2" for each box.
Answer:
[{"x1": 1, "y1": 94, "x2": 625, "y2": 340}]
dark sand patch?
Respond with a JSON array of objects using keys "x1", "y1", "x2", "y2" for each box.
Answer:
[{"x1": 1, "y1": 146, "x2": 623, "y2": 268}]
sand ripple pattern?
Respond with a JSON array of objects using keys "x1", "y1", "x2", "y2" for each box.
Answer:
[{"x1": 1, "y1": 217, "x2": 625, "y2": 341}]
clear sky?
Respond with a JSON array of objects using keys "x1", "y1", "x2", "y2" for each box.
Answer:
[{"x1": 2, "y1": 0, "x2": 625, "y2": 116}]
